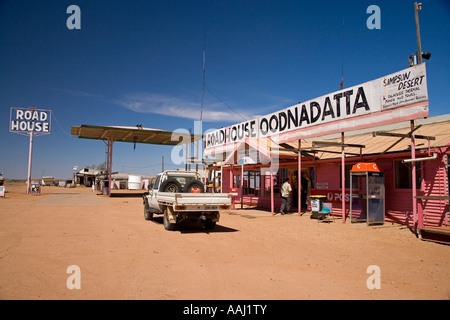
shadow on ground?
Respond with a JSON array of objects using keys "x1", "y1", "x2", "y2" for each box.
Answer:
[{"x1": 148, "y1": 216, "x2": 239, "y2": 234}]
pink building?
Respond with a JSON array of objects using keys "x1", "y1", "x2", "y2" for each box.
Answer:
[
  {"x1": 207, "y1": 114, "x2": 450, "y2": 242},
  {"x1": 204, "y1": 65, "x2": 450, "y2": 242}
]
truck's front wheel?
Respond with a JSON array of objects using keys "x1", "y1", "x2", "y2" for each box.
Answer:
[
  {"x1": 144, "y1": 202, "x2": 153, "y2": 220},
  {"x1": 163, "y1": 208, "x2": 176, "y2": 231}
]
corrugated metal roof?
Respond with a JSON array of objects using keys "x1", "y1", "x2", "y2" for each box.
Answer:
[{"x1": 278, "y1": 114, "x2": 450, "y2": 160}]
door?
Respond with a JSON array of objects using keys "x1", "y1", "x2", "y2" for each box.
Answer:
[
  {"x1": 292, "y1": 169, "x2": 310, "y2": 210},
  {"x1": 367, "y1": 172, "x2": 385, "y2": 225},
  {"x1": 149, "y1": 175, "x2": 161, "y2": 210},
  {"x1": 292, "y1": 170, "x2": 298, "y2": 209}
]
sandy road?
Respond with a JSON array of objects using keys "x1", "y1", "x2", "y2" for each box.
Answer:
[{"x1": 0, "y1": 183, "x2": 449, "y2": 300}]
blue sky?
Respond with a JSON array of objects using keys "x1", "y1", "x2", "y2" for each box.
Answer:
[{"x1": 1, "y1": 0, "x2": 449, "y2": 179}]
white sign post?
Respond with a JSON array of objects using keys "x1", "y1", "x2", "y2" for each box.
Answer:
[{"x1": 10, "y1": 107, "x2": 52, "y2": 194}]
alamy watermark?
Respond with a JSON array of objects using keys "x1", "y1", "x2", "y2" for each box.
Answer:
[
  {"x1": 64, "y1": 5, "x2": 380, "y2": 32},
  {"x1": 366, "y1": 265, "x2": 381, "y2": 289},
  {"x1": 65, "y1": 263, "x2": 381, "y2": 291},
  {"x1": 66, "y1": 5, "x2": 81, "y2": 30},
  {"x1": 170, "y1": 121, "x2": 280, "y2": 176},
  {"x1": 367, "y1": 5, "x2": 381, "y2": 30},
  {"x1": 66, "y1": 265, "x2": 81, "y2": 289}
]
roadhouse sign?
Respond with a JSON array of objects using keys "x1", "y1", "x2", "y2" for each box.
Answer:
[
  {"x1": 10, "y1": 107, "x2": 52, "y2": 134},
  {"x1": 205, "y1": 64, "x2": 428, "y2": 150}
]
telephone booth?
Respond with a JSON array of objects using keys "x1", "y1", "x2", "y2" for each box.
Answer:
[{"x1": 350, "y1": 163, "x2": 385, "y2": 226}]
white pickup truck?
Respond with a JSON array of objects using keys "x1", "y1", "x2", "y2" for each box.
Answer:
[{"x1": 143, "y1": 170, "x2": 232, "y2": 230}]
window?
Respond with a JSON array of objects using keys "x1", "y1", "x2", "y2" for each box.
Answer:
[
  {"x1": 264, "y1": 172, "x2": 272, "y2": 197},
  {"x1": 242, "y1": 170, "x2": 261, "y2": 196},
  {"x1": 263, "y1": 168, "x2": 288, "y2": 197},
  {"x1": 233, "y1": 174, "x2": 240, "y2": 188},
  {"x1": 255, "y1": 171, "x2": 261, "y2": 196},
  {"x1": 395, "y1": 161, "x2": 422, "y2": 189}
]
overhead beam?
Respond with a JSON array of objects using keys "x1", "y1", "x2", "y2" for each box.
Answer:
[
  {"x1": 312, "y1": 141, "x2": 366, "y2": 148},
  {"x1": 309, "y1": 149, "x2": 360, "y2": 156},
  {"x1": 100, "y1": 129, "x2": 108, "y2": 139},
  {"x1": 373, "y1": 129, "x2": 435, "y2": 140},
  {"x1": 277, "y1": 143, "x2": 318, "y2": 158},
  {"x1": 371, "y1": 125, "x2": 422, "y2": 162},
  {"x1": 121, "y1": 131, "x2": 133, "y2": 141}
]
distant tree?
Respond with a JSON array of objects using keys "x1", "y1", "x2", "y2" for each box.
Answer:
[
  {"x1": 96, "y1": 162, "x2": 106, "y2": 172},
  {"x1": 84, "y1": 162, "x2": 107, "y2": 171}
]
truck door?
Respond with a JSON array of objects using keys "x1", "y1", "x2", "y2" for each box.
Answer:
[{"x1": 149, "y1": 175, "x2": 161, "y2": 209}]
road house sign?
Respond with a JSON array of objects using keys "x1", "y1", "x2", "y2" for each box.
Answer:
[
  {"x1": 205, "y1": 64, "x2": 429, "y2": 152},
  {"x1": 10, "y1": 107, "x2": 51, "y2": 134}
]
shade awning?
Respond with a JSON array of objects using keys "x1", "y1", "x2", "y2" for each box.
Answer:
[
  {"x1": 269, "y1": 114, "x2": 450, "y2": 160},
  {"x1": 71, "y1": 124, "x2": 202, "y2": 146}
]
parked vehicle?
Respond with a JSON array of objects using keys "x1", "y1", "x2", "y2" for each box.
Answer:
[{"x1": 143, "y1": 170, "x2": 232, "y2": 230}]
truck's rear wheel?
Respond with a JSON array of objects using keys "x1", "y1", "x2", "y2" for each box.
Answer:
[
  {"x1": 163, "y1": 208, "x2": 176, "y2": 231},
  {"x1": 204, "y1": 220, "x2": 216, "y2": 230}
]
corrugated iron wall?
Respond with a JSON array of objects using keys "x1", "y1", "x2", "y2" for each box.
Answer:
[{"x1": 420, "y1": 154, "x2": 449, "y2": 227}]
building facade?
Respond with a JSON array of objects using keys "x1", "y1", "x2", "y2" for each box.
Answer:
[{"x1": 212, "y1": 115, "x2": 450, "y2": 229}]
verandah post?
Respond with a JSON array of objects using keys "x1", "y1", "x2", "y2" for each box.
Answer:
[
  {"x1": 298, "y1": 139, "x2": 302, "y2": 216},
  {"x1": 411, "y1": 120, "x2": 418, "y2": 233},
  {"x1": 341, "y1": 132, "x2": 346, "y2": 223},
  {"x1": 270, "y1": 155, "x2": 274, "y2": 216}
]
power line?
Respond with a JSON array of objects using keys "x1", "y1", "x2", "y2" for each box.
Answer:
[
  {"x1": 52, "y1": 111, "x2": 74, "y2": 138},
  {"x1": 205, "y1": 85, "x2": 248, "y2": 122}
]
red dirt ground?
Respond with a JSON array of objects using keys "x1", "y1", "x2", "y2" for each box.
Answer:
[{"x1": 0, "y1": 183, "x2": 449, "y2": 300}]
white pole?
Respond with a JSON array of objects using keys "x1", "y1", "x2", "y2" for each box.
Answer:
[{"x1": 27, "y1": 132, "x2": 34, "y2": 194}]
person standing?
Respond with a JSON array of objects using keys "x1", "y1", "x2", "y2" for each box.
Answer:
[
  {"x1": 277, "y1": 178, "x2": 292, "y2": 215},
  {"x1": 301, "y1": 172, "x2": 310, "y2": 212}
]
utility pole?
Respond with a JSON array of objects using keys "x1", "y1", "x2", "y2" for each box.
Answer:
[
  {"x1": 409, "y1": 3, "x2": 430, "y2": 67},
  {"x1": 340, "y1": 18, "x2": 344, "y2": 90},
  {"x1": 414, "y1": 2, "x2": 423, "y2": 64}
]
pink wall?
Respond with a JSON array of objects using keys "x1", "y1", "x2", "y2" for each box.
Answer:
[
  {"x1": 419, "y1": 153, "x2": 449, "y2": 227},
  {"x1": 220, "y1": 151, "x2": 448, "y2": 227},
  {"x1": 312, "y1": 153, "x2": 448, "y2": 226}
]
